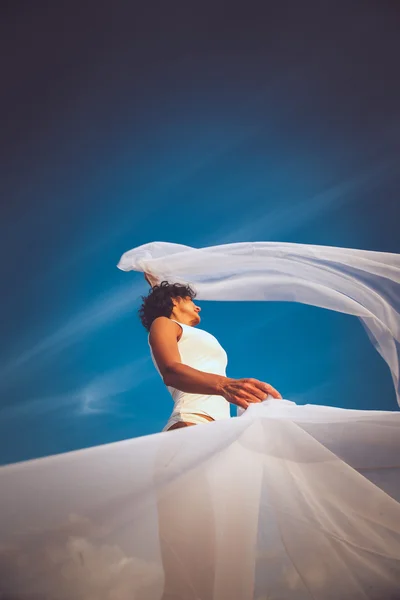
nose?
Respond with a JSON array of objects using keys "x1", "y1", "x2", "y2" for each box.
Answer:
[{"x1": 195, "y1": 306, "x2": 201, "y2": 313}]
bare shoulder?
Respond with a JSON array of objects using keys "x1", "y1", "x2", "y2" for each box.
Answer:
[
  {"x1": 149, "y1": 317, "x2": 181, "y2": 339},
  {"x1": 148, "y1": 317, "x2": 182, "y2": 372}
]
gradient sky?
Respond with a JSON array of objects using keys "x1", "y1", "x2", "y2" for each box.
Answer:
[{"x1": 1, "y1": 2, "x2": 399, "y2": 465}]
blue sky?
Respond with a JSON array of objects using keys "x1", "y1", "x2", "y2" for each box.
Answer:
[{"x1": 1, "y1": 3, "x2": 399, "y2": 465}]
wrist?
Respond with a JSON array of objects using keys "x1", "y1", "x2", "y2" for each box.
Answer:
[{"x1": 214, "y1": 375, "x2": 230, "y2": 396}]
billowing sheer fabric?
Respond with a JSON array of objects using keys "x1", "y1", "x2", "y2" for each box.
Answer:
[
  {"x1": 118, "y1": 242, "x2": 400, "y2": 406},
  {"x1": 0, "y1": 241, "x2": 399, "y2": 600}
]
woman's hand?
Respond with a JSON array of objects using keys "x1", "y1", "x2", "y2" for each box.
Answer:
[
  {"x1": 218, "y1": 377, "x2": 282, "y2": 410},
  {"x1": 144, "y1": 272, "x2": 158, "y2": 287}
]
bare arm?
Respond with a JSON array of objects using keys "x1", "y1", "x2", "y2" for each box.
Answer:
[
  {"x1": 149, "y1": 317, "x2": 282, "y2": 410},
  {"x1": 149, "y1": 317, "x2": 224, "y2": 393},
  {"x1": 144, "y1": 272, "x2": 159, "y2": 287}
]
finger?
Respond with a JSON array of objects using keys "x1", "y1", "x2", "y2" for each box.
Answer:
[
  {"x1": 264, "y1": 384, "x2": 282, "y2": 399},
  {"x1": 243, "y1": 378, "x2": 272, "y2": 395},
  {"x1": 240, "y1": 392, "x2": 263, "y2": 404},
  {"x1": 250, "y1": 388, "x2": 268, "y2": 401},
  {"x1": 247, "y1": 378, "x2": 282, "y2": 399},
  {"x1": 234, "y1": 397, "x2": 249, "y2": 410},
  {"x1": 241, "y1": 382, "x2": 266, "y2": 401}
]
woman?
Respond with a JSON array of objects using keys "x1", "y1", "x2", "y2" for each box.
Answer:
[
  {"x1": 141, "y1": 277, "x2": 284, "y2": 598},
  {"x1": 140, "y1": 276, "x2": 282, "y2": 432}
]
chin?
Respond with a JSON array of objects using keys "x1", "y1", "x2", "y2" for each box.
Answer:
[{"x1": 194, "y1": 315, "x2": 201, "y2": 325}]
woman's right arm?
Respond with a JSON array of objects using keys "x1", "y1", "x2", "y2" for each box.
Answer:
[{"x1": 149, "y1": 317, "x2": 281, "y2": 410}]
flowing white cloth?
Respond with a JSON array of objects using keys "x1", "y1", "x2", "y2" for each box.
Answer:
[
  {"x1": 1, "y1": 241, "x2": 400, "y2": 599},
  {"x1": 118, "y1": 241, "x2": 400, "y2": 406},
  {"x1": 1, "y1": 401, "x2": 399, "y2": 599}
]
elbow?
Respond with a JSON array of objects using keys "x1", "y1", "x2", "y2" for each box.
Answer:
[
  {"x1": 162, "y1": 363, "x2": 180, "y2": 387},
  {"x1": 163, "y1": 373, "x2": 172, "y2": 387}
]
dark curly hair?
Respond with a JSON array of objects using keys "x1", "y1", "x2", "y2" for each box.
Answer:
[{"x1": 138, "y1": 281, "x2": 197, "y2": 331}]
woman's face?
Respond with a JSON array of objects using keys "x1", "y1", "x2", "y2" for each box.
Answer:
[{"x1": 173, "y1": 296, "x2": 201, "y2": 325}]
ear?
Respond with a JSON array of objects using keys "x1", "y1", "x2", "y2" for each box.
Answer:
[{"x1": 172, "y1": 296, "x2": 183, "y2": 307}]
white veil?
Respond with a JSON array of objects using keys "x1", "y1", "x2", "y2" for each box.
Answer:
[{"x1": 118, "y1": 241, "x2": 400, "y2": 406}]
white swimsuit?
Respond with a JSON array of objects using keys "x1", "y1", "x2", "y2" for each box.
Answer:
[{"x1": 148, "y1": 319, "x2": 231, "y2": 430}]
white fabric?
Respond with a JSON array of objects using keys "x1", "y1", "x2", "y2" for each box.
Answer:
[
  {"x1": 118, "y1": 241, "x2": 400, "y2": 407},
  {"x1": 0, "y1": 240, "x2": 399, "y2": 599},
  {"x1": 0, "y1": 401, "x2": 399, "y2": 599},
  {"x1": 149, "y1": 319, "x2": 231, "y2": 424}
]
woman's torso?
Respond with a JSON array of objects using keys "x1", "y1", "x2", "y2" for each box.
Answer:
[{"x1": 149, "y1": 319, "x2": 231, "y2": 421}]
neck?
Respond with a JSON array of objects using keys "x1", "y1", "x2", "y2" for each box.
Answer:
[{"x1": 170, "y1": 314, "x2": 195, "y2": 326}]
